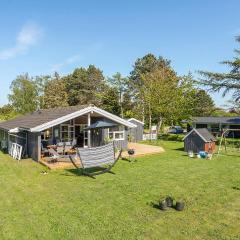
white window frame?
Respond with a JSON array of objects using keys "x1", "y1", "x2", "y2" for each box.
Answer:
[
  {"x1": 60, "y1": 124, "x2": 75, "y2": 142},
  {"x1": 108, "y1": 129, "x2": 125, "y2": 141}
]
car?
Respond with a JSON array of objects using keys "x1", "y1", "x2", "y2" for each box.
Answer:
[{"x1": 168, "y1": 126, "x2": 184, "y2": 134}]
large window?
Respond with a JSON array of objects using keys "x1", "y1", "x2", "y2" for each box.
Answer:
[
  {"x1": 108, "y1": 126, "x2": 125, "y2": 141},
  {"x1": 210, "y1": 124, "x2": 220, "y2": 133},
  {"x1": 60, "y1": 124, "x2": 74, "y2": 142}
]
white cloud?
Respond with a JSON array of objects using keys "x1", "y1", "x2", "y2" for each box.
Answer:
[
  {"x1": 51, "y1": 54, "x2": 82, "y2": 72},
  {"x1": 0, "y1": 22, "x2": 42, "y2": 60}
]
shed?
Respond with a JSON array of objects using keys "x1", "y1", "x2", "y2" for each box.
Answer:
[
  {"x1": 183, "y1": 128, "x2": 216, "y2": 153},
  {"x1": 127, "y1": 118, "x2": 144, "y2": 142}
]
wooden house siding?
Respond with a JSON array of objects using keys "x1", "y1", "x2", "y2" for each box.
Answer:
[
  {"x1": 128, "y1": 119, "x2": 143, "y2": 142},
  {"x1": 184, "y1": 131, "x2": 205, "y2": 153},
  {"x1": 184, "y1": 129, "x2": 216, "y2": 153},
  {"x1": 27, "y1": 132, "x2": 41, "y2": 161}
]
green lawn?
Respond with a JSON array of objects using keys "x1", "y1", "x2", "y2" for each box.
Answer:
[{"x1": 0, "y1": 141, "x2": 240, "y2": 240}]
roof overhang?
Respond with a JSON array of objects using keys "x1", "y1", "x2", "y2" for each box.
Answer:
[
  {"x1": 9, "y1": 127, "x2": 19, "y2": 133},
  {"x1": 183, "y1": 128, "x2": 215, "y2": 142},
  {"x1": 127, "y1": 118, "x2": 144, "y2": 125},
  {"x1": 29, "y1": 106, "x2": 136, "y2": 132}
]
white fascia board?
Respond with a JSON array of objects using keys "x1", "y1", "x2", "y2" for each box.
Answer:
[
  {"x1": 30, "y1": 106, "x2": 93, "y2": 132},
  {"x1": 127, "y1": 118, "x2": 144, "y2": 125},
  {"x1": 92, "y1": 106, "x2": 137, "y2": 128},
  {"x1": 182, "y1": 129, "x2": 194, "y2": 140},
  {"x1": 30, "y1": 106, "x2": 136, "y2": 132},
  {"x1": 9, "y1": 127, "x2": 19, "y2": 133}
]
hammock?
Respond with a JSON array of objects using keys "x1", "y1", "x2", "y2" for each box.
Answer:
[{"x1": 69, "y1": 142, "x2": 122, "y2": 177}]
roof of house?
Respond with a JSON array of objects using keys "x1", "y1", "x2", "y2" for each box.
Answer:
[
  {"x1": 193, "y1": 116, "x2": 240, "y2": 125},
  {"x1": 183, "y1": 128, "x2": 216, "y2": 142},
  {"x1": 0, "y1": 105, "x2": 136, "y2": 132},
  {"x1": 127, "y1": 118, "x2": 144, "y2": 125}
]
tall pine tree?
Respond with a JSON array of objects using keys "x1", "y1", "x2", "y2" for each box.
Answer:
[{"x1": 199, "y1": 36, "x2": 240, "y2": 101}]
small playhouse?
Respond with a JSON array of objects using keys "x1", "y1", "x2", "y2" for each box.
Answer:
[{"x1": 183, "y1": 128, "x2": 216, "y2": 153}]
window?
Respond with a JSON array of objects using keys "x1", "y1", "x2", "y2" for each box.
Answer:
[
  {"x1": 108, "y1": 126, "x2": 125, "y2": 141},
  {"x1": 60, "y1": 124, "x2": 74, "y2": 142},
  {"x1": 210, "y1": 124, "x2": 220, "y2": 133},
  {"x1": 54, "y1": 128, "x2": 59, "y2": 138},
  {"x1": 41, "y1": 128, "x2": 52, "y2": 140}
]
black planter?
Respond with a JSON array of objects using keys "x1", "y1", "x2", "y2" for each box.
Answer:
[
  {"x1": 175, "y1": 201, "x2": 185, "y2": 211},
  {"x1": 159, "y1": 200, "x2": 168, "y2": 211},
  {"x1": 165, "y1": 196, "x2": 173, "y2": 207}
]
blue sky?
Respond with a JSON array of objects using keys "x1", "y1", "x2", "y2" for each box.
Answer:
[{"x1": 0, "y1": 0, "x2": 239, "y2": 107}]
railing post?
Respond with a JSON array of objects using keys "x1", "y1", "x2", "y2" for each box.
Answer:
[{"x1": 88, "y1": 113, "x2": 91, "y2": 147}]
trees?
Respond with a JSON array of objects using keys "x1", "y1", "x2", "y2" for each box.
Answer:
[
  {"x1": 100, "y1": 85, "x2": 121, "y2": 115},
  {"x1": 199, "y1": 36, "x2": 240, "y2": 101},
  {"x1": 107, "y1": 73, "x2": 129, "y2": 118},
  {"x1": 192, "y1": 89, "x2": 215, "y2": 116},
  {"x1": 129, "y1": 54, "x2": 178, "y2": 122},
  {"x1": 0, "y1": 104, "x2": 18, "y2": 120},
  {"x1": 138, "y1": 61, "x2": 204, "y2": 133},
  {"x1": 64, "y1": 65, "x2": 105, "y2": 106},
  {"x1": 43, "y1": 74, "x2": 69, "y2": 109},
  {"x1": 35, "y1": 74, "x2": 51, "y2": 108},
  {"x1": 4, "y1": 54, "x2": 218, "y2": 124},
  {"x1": 8, "y1": 73, "x2": 38, "y2": 114},
  {"x1": 139, "y1": 58, "x2": 180, "y2": 133}
]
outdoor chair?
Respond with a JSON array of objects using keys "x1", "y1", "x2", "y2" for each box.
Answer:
[
  {"x1": 57, "y1": 142, "x2": 64, "y2": 147},
  {"x1": 41, "y1": 143, "x2": 49, "y2": 157},
  {"x1": 57, "y1": 146, "x2": 64, "y2": 155},
  {"x1": 69, "y1": 142, "x2": 122, "y2": 178},
  {"x1": 64, "y1": 142, "x2": 72, "y2": 155},
  {"x1": 56, "y1": 142, "x2": 64, "y2": 155},
  {"x1": 71, "y1": 139, "x2": 77, "y2": 147},
  {"x1": 48, "y1": 148, "x2": 65, "y2": 163}
]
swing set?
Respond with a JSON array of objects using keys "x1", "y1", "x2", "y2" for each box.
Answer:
[{"x1": 217, "y1": 129, "x2": 240, "y2": 156}]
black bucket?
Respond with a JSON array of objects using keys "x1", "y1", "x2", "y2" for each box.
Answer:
[
  {"x1": 175, "y1": 201, "x2": 185, "y2": 211},
  {"x1": 159, "y1": 200, "x2": 168, "y2": 211},
  {"x1": 165, "y1": 196, "x2": 173, "y2": 207}
]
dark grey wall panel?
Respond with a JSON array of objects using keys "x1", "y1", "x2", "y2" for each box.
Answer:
[
  {"x1": 27, "y1": 132, "x2": 41, "y2": 161},
  {"x1": 128, "y1": 119, "x2": 143, "y2": 142}
]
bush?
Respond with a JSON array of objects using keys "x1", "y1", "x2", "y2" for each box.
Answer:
[{"x1": 158, "y1": 133, "x2": 184, "y2": 142}]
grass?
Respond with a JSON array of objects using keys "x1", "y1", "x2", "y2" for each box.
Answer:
[{"x1": 0, "y1": 140, "x2": 240, "y2": 240}]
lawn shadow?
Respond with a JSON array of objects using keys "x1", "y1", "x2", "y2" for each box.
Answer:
[
  {"x1": 121, "y1": 157, "x2": 131, "y2": 162},
  {"x1": 218, "y1": 153, "x2": 240, "y2": 158},
  {"x1": 147, "y1": 201, "x2": 160, "y2": 210},
  {"x1": 174, "y1": 147, "x2": 185, "y2": 151},
  {"x1": 232, "y1": 186, "x2": 240, "y2": 191},
  {"x1": 63, "y1": 166, "x2": 115, "y2": 178}
]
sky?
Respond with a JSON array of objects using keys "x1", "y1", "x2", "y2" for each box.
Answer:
[{"x1": 0, "y1": 0, "x2": 239, "y2": 108}]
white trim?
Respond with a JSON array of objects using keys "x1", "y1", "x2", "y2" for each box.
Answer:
[
  {"x1": 8, "y1": 133, "x2": 27, "y2": 140},
  {"x1": 183, "y1": 128, "x2": 209, "y2": 142},
  {"x1": 10, "y1": 106, "x2": 136, "y2": 133},
  {"x1": 91, "y1": 107, "x2": 137, "y2": 128},
  {"x1": 127, "y1": 118, "x2": 144, "y2": 125},
  {"x1": 30, "y1": 106, "x2": 93, "y2": 132},
  {"x1": 9, "y1": 128, "x2": 19, "y2": 133},
  {"x1": 108, "y1": 129, "x2": 125, "y2": 141},
  {"x1": 60, "y1": 124, "x2": 74, "y2": 142}
]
